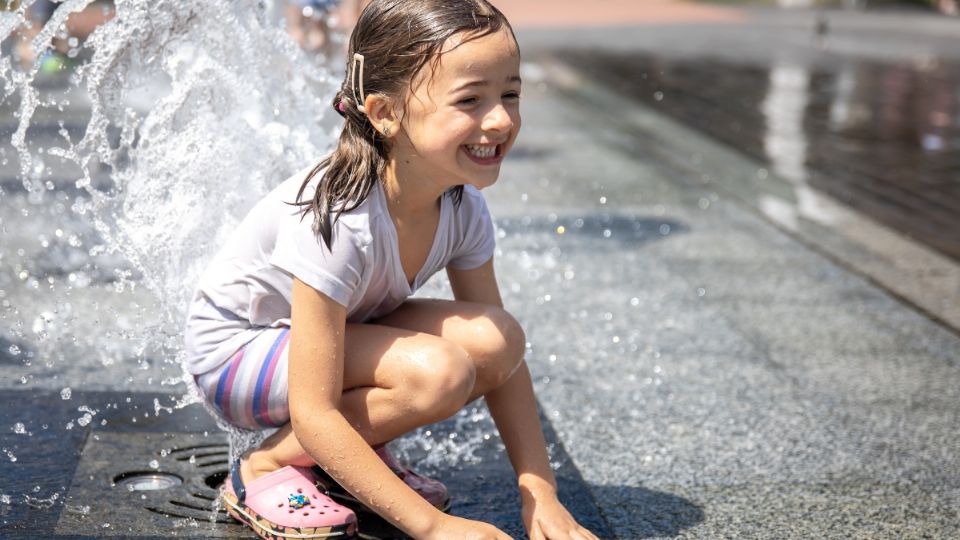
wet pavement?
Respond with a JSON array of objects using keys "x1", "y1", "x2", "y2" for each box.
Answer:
[
  {"x1": 560, "y1": 51, "x2": 960, "y2": 262},
  {"x1": 2, "y1": 3, "x2": 960, "y2": 539}
]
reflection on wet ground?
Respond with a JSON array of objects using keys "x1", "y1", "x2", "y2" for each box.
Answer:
[{"x1": 562, "y1": 51, "x2": 960, "y2": 261}]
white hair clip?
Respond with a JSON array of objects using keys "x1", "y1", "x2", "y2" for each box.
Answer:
[{"x1": 351, "y1": 53, "x2": 367, "y2": 113}]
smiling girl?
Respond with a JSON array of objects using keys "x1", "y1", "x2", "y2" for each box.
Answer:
[{"x1": 184, "y1": 1, "x2": 598, "y2": 538}]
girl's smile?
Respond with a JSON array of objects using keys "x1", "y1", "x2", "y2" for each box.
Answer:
[{"x1": 462, "y1": 142, "x2": 504, "y2": 165}]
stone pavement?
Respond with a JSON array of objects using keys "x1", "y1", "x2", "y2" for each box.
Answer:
[{"x1": 2, "y1": 3, "x2": 960, "y2": 539}]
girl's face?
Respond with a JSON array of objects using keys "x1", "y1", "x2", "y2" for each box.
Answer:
[{"x1": 393, "y1": 28, "x2": 522, "y2": 192}]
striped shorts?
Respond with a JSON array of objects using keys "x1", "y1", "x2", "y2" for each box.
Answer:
[{"x1": 194, "y1": 327, "x2": 292, "y2": 429}]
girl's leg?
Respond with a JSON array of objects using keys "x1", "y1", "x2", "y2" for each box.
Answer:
[
  {"x1": 244, "y1": 312, "x2": 499, "y2": 479},
  {"x1": 242, "y1": 300, "x2": 525, "y2": 479},
  {"x1": 369, "y1": 299, "x2": 527, "y2": 401}
]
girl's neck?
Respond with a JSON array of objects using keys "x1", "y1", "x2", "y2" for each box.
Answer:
[{"x1": 382, "y1": 156, "x2": 443, "y2": 221}]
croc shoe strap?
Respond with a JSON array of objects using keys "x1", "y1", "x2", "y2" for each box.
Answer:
[{"x1": 230, "y1": 459, "x2": 247, "y2": 503}]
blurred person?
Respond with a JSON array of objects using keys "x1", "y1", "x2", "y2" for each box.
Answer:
[
  {"x1": 284, "y1": 0, "x2": 340, "y2": 54},
  {"x1": 12, "y1": 0, "x2": 114, "y2": 73},
  {"x1": 284, "y1": 0, "x2": 371, "y2": 56}
]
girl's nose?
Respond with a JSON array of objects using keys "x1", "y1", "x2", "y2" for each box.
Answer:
[{"x1": 482, "y1": 103, "x2": 514, "y2": 133}]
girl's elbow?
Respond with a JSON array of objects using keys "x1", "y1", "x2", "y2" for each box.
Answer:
[{"x1": 288, "y1": 397, "x2": 340, "y2": 433}]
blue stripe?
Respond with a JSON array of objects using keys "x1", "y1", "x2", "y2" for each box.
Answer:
[
  {"x1": 214, "y1": 360, "x2": 232, "y2": 411},
  {"x1": 251, "y1": 329, "x2": 289, "y2": 426}
]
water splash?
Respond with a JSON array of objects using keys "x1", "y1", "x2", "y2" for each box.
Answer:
[{"x1": 3, "y1": 1, "x2": 338, "y2": 379}]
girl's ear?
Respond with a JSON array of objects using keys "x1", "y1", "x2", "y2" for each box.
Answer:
[{"x1": 364, "y1": 94, "x2": 400, "y2": 138}]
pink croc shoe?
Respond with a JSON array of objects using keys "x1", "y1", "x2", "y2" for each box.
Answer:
[
  {"x1": 313, "y1": 444, "x2": 450, "y2": 512},
  {"x1": 222, "y1": 460, "x2": 358, "y2": 539}
]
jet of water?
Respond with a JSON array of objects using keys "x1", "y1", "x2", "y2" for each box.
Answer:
[{"x1": 2, "y1": 0, "x2": 340, "y2": 365}]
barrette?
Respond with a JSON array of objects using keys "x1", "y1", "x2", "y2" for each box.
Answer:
[{"x1": 350, "y1": 53, "x2": 366, "y2": 113}]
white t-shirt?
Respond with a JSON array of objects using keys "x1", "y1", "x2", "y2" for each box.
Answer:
[{"x1": 183, "y1": 167, "x2": 496, "y2": 375}]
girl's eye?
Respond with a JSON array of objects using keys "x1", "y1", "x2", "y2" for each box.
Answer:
[
  {"x1": 503, "y1": 92, "x2": 521, "y2": 101},
  {"x1": 457, "y1": 97, "x2": 478, "y2": 105}
]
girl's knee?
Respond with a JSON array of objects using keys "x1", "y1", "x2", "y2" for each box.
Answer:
[
  {"x1": 469, "y1": 306, "x2": 526, "y2": 388},
  {"x1": 406, "y1": 340, "x2": 476, "y2": 419}
]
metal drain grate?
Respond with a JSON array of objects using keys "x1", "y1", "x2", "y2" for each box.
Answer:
[
  {"x1": 134, "y1": 442, "x2": 232, "y2": 523},
  {"x1": 56, "y1": 432, "x2": 246, "y2": 537}
]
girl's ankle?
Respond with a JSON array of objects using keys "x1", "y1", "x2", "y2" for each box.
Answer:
[{"x1": 239, "y1": 451, "x2": 283, "y2": 483}]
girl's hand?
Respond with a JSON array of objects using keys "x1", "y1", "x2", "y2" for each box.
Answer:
[
  {"x1": 422, "y1": 514, "x2": 513, "y2": 540},
  {"x1": 522, "y1": 494, "x2": 599, "y2": 540}
]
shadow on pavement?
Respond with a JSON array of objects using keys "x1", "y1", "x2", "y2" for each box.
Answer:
[{"x1": 589, "y1": 484, "x2": 705, "y2": 538}]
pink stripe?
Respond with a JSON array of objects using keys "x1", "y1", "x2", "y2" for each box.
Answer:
[
  {"x1": 258, "y1": 331, "x2": 291, "y2": 425},
  {"x1": 241, "y1": 344, "x2": 263, "y2": 428},
  {"x1": 220, "y1": 349, "x2": 245, "y2": 422}
]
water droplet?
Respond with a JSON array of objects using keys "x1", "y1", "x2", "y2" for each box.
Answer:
[
  {"x1": 67, "y1": 504, "x2": 91, "y2": 515},
  {"x1": 148, "y1": 459, "x2": 159, "y2": 469},
  {"x1": 12, "y1": 423, "x2": 26, "y2": 434},
  {"x1": 60, "y1": 388, "x2": 72, "y2": 400}
]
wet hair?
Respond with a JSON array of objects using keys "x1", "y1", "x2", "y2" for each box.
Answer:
[{"x1": 295, "y1": 0, "x2": 516, "y2": 249}]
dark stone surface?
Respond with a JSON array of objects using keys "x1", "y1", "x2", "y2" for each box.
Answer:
[{"x1": 0, "y1": 389, "x2": 617, "y2": 538}]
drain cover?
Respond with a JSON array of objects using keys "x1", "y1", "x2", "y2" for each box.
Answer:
[{"x1": 56, "y1": 432, "x2": 243, "y2": 537}]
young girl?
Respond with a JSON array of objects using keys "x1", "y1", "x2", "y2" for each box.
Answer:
[{"x1": 185, "y1": 1, "x2": 598, "y2": 538}]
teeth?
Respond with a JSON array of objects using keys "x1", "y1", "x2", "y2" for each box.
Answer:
[{"x1": 466, "y1": 144, "x2": 497, "y2": 158}]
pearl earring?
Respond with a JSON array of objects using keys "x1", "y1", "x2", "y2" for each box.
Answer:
[{"x1": 383, "y1": 125, "x2": 391, "y2": 137}]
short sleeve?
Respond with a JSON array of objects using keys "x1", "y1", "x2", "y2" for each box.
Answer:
[
  {"x1": 447, "y1": 186, "x2": 496, "y2": 270},
  {"x1": 269, "y1": 211, "x2": 365, "y2": 307}
]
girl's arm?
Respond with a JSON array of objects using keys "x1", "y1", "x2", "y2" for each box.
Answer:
[
  {"x1": 292, "y1": 278, "x2": 511, "y2": 539},
  {"x1": 287, "y1": 278, "x2": 443, "y2": 537},
  {"x1": 447, "y1": 258, "x2": 598, "y2": 540}
]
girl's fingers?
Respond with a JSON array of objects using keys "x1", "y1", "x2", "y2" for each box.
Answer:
[
  {"x1": 571, "y1": 528, "x2": 595, "y2": 540},
  {"x1": 529, "y1": 520, "x2": 547, "y2": 540},
  {"x1": 576, "y1": 526, "x2": 600, "y2": 540}
]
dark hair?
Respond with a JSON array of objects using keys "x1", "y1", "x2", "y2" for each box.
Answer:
[{"x1": 295, "y1": 0, "x2": 516, "y2": 249}]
